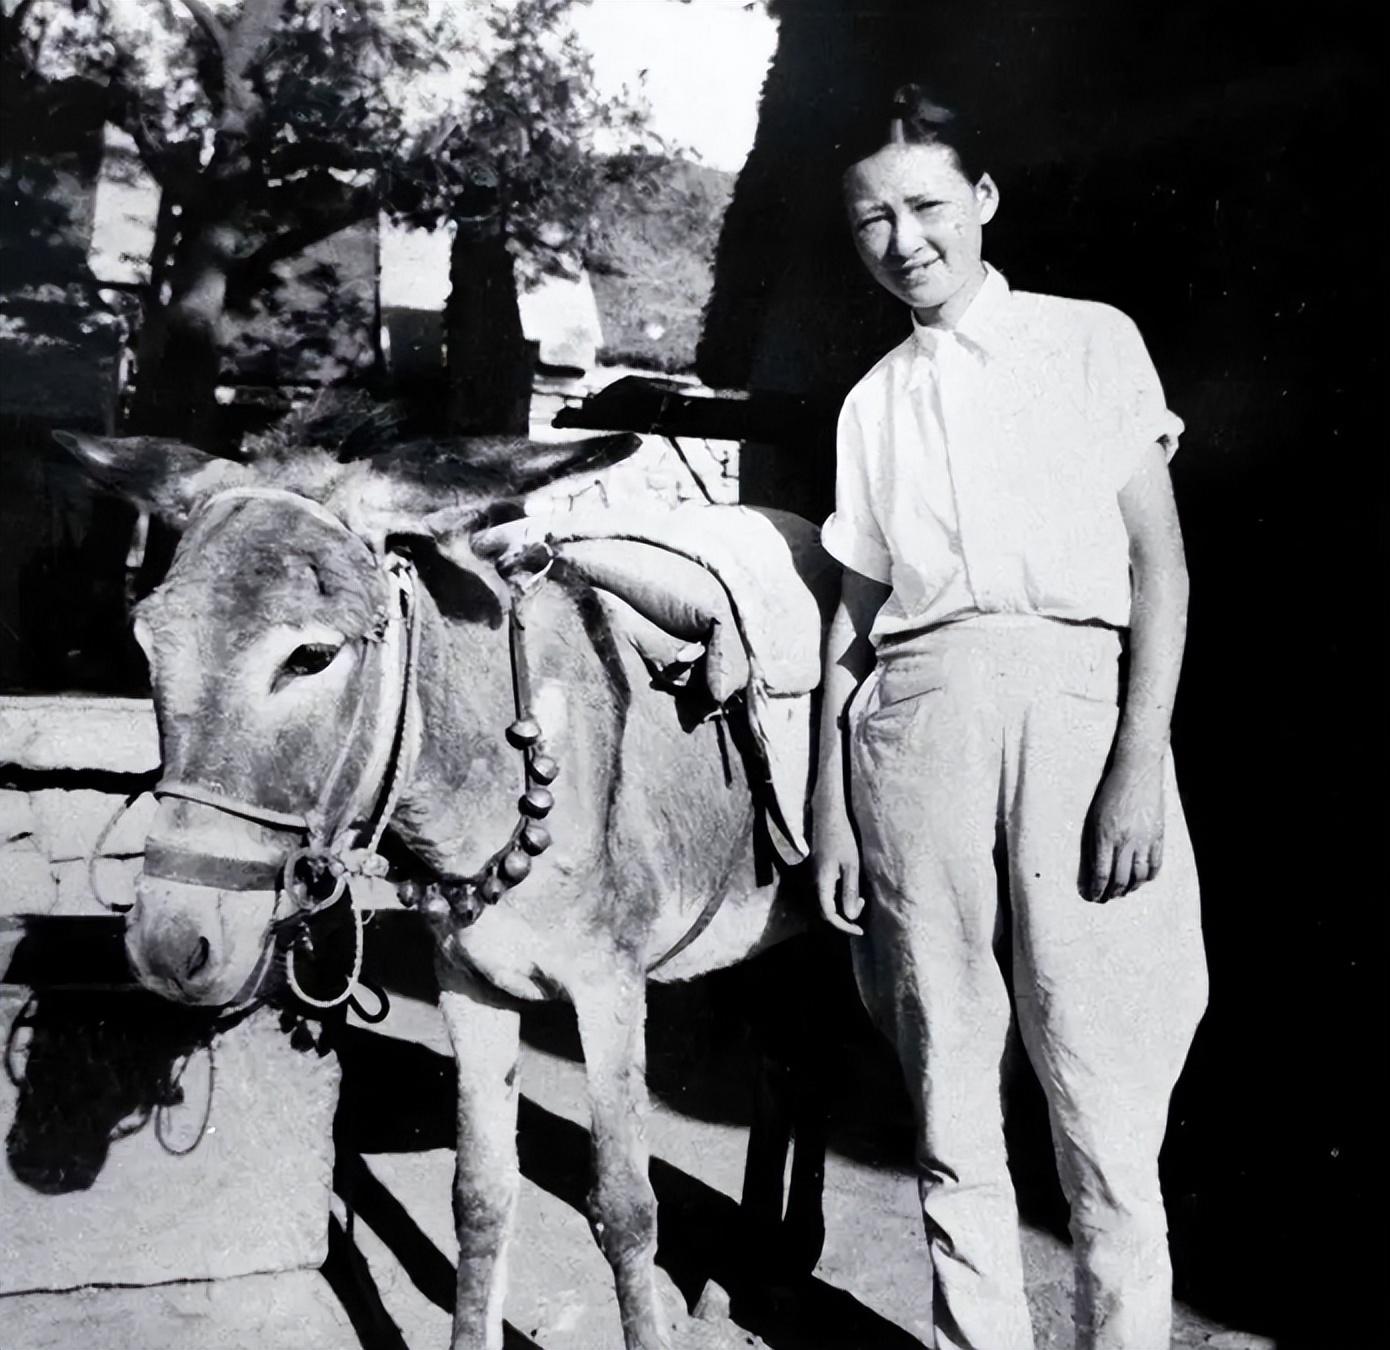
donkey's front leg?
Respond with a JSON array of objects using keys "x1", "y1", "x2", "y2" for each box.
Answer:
[
  {"x1": 574, "y1": 963, "x2": 673, "y2": 1350},
  {"x1": 438, "y1": 968, "x2": 522, "y2": 1350}
]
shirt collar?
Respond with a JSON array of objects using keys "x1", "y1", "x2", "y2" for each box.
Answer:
[{"x1": 908, "y1": 263, "x2": 1012, "y2": 365}]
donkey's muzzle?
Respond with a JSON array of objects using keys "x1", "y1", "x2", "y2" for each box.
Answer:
[{"x1": 126, "y1": 876, "x2": 279, "y2": 1007}]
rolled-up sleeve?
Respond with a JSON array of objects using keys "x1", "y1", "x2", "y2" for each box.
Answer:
[
  {"x1": 1102, "y1": 311, "x2": 1184, "y2": 488},
  {"x1": 821, "y1": 397, "x2": 893, "y2": 584}
]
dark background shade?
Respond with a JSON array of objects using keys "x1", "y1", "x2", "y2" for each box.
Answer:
[{"x1": 700, "y1": 1, "x2": 1385, "y2": 1343}]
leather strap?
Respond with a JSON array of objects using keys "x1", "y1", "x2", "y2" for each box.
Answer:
[
  {"x1": 144, "y1": 840, "x2": 281, "y2": 891},
  {"x1": 154, "y1": 780, "x2": 311, "y2": 833}
]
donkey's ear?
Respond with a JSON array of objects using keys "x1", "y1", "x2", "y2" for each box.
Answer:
[
  {"x1": 52, "y1": 432, "x2": 250, "y2": 528},
  {"x1": 334, "y1": 433, "x2": 642, "y2": 553},
  {"x1": 460, "y1": 431, "x2": 642, "y2": 495},
  {"x1": 365, "y1": 432, "x2": 642, "y2": 503}
]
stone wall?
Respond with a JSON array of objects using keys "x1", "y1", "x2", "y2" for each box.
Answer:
[{"x1": 0, "y1": 698, "x2": 158, "y2": 942}]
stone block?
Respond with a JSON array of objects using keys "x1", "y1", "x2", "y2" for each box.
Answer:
[
  {"x1": 0, "y1": 697, "x2": 158, "y2": 774},
  {"x1": 0, "y1": 842, "x2": 57, "y2": 919},
  {"x1": 0, "y1": 989, "x2": 340, "y2": 1292},
  {"x1": 52, "y1": 857, "x2": 140, "y2": 917},
  {"x1": 0, "y1": 788, "x2": 36, "y2": 844},
  {"x1": 0, "y1": 1268, "x2": 355, "y2": 1350},
  {"x1": 31, "y1": 789, "x2": 157, "y2": 864}
]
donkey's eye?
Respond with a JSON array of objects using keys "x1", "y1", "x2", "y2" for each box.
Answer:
[{"x1": 280, "y1": 643, "x2": 341, "y2": 680}]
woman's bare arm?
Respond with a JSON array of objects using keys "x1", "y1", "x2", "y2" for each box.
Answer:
[{"x1": 1083, "y1": 441, "x2": 1190, "y2": 901}]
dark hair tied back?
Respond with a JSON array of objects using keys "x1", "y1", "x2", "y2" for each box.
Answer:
[{"x1": 845, "y1": 82, "x2": 986, "y2": 184}]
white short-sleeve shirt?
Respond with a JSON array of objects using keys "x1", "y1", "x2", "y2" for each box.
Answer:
[{"x1": 821, "y1": 266, "x2": 1183, "y2": 640}]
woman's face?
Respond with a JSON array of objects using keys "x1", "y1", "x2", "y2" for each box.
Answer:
[{"x1": 844, "y1": 142, "x2": 999, "y2": 325}]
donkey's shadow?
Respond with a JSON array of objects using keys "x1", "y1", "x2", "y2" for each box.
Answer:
[{"x1": 4, "y1": 983, "x2": 234, "y2": 1196}]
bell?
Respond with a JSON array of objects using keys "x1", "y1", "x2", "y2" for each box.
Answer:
[
  {"x1": 479, "y1": 875, "x2": 506, "y2": 905},
  {"x1": 500, "y1": 849, "x2": 532, "y2": 884},
  {"x1": 520, "y1": 822, "x2": 552, "y2": 855},
  {"x1": 520, "y1": 786, "x2": 554, "y2": 818},
  {"x1": 506, "y1": 717, "x2": 542, "y2": 748},
  {"x1": 445, "y1": 884, "x2": 483, "y2": 924},
  {"x1": 529, "y1": 754, "x2": 560, "y2": 784}
]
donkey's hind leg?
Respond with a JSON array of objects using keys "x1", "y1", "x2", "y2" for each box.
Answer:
[
  {"x1": 574, "y1": 963, "x2": 674, "y2": 1350},
  {"x1": 438, "y1": 968, "x2": 522, "y2": 1350}
]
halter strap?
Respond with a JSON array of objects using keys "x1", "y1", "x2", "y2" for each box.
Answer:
[
  {"x1": 143, "y1": 840, "x2": 283, "y2": 892},
  {"x1": 153, "y1": 781, "x2": 311, "y2": 834},
  {"x1": 196, "y1": 485, "x2": 369, "y2": 544}
]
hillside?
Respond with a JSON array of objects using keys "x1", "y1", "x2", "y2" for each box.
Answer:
[{"x1": 588, "y1": 157, "x2": 735, "y2": 375}]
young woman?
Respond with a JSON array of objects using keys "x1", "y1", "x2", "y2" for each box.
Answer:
[{"x1": 812, "y1": 86, "x2": 1208, "y2": 1350}]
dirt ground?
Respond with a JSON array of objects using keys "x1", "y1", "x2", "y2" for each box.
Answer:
[
  {"x1": 6, "y1": 950, "x2": 1276, "y2": 1350},
  {"x1": 321, "y1": 983, "x2": 1273, "y2": 1350}
]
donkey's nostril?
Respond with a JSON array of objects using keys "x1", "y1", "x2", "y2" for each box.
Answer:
[{"x1": 186, "y1": 935, "x2": 211, "y2": 981}]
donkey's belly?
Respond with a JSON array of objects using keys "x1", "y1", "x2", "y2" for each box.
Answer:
[
  {"x1": 438, "y1": 864, "x2": 800, "y2": 1000},
  {"x1": 647, "y1": 874, "x2": 804, "y2": 982},
  {"x1": 436, "y1": 796, "x2": 794, "y2": 1000}
]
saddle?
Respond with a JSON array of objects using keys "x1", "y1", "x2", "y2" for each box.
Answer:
[{"x1": 473, "y1": 503, "x2": 840, "y2": 865}]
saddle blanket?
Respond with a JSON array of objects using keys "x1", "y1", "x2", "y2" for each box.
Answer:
[{"x1": 473, "y1": 503, "x2": 840, "y2": 865}]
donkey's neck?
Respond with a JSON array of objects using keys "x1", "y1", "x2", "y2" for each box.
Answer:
[{"x1": 391, "y1": 574, "x2": 610, "y2": 880}]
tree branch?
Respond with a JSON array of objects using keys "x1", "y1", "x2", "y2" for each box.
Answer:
[
  {"x1": 178, "y1": 0, "x2": 282, "y2": 132},
  {"x1": 1, "y1": 0, "x2": 40, "y2": 46},
  {"x1": 177, "y1": 0, "x2": 229, "y2": 66},
  {"x1": 102, "y1": 88, "x2": 199, "y2": 194},
  {"x1": 227, "y1": 178, "x2": 379, "y2": 307},
  {"x1": 125, "y1": 113, "x2": 172, "y2": 185}
]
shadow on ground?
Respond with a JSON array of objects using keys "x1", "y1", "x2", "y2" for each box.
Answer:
[
  {"x1": 4, "y1": 986, "x2": 249, "y2": 1195},
  {"x1": 329, "y1": 1017, "x2": 926, "y2": 1349}
]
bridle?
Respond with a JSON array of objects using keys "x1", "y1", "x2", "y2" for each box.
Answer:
[{"x1": 127, "y1": 486, "x2": 559, "y2": 1010}]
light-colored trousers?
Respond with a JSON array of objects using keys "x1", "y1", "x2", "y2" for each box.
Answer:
[{"x1": 849, "y1": 620, "x2": 1207, "y2": 1350}]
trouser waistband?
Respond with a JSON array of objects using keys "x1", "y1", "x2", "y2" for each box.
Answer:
[{"x1": 870, "y1": 617, "x2": 1123, "y2": 708}]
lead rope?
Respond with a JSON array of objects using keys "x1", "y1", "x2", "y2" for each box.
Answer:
[
  {"x1": 86, "y1": 778, "x2": 158, "y2": 913},
  {"x1": 284, "y1": 899, "x2": 366, "y2": 1011}
]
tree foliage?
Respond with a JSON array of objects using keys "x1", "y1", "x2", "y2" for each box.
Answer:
[
  {"x1": 10, "y1": 0, "x2": 449, "y2": 276},
  {"x1": 398, "y1": 0, "x2": 657, "y2": 280}
]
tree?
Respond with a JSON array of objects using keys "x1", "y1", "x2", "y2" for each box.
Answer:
[
  {"x1": 396, "y1": 0, "x2": 659, "y2": 433},
  {"x1": 7, "y1": 0, "x2": 659, "y2": 442},
  {"x1": 6, "y1": 0, "x2": 467, "y2": 440}
]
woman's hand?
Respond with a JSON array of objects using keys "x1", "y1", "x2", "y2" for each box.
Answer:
[
  {"x1": 1081, "y1": 756, "x2": 1165, "y2": 901},
  {"x1": 812, "y1": 800, "x2": 867, "y2": 936},
  {"x1": 1085, "y1": 442, "x2": 1187, "y2": 903}
]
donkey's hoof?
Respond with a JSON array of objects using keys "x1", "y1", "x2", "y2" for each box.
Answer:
[
  {"x1": 692, "y1": 1280, "x2": 731, "y2": 1322},
  {"x1": 676, "y1": 1280, "x2": 768, "y2": 1349}
]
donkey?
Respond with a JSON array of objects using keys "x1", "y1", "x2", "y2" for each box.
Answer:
[{"x1": 56, "y1": 424, "x2": 829, "y2": 1350}]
